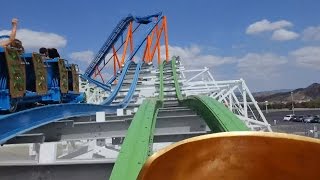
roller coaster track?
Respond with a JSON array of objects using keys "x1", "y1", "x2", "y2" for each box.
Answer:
[
  {"x1": 0, "y1": 57, "x2": 250, "y2": 179},
  {"x1": 84, "y1": 15, "x2": 134, "y2": 77},
  {"x1": 84, "y1": 13, "x2": 161, "y2": 79},
  {"x1": 109, "y1": 58, "x2": 249, "y2": 180},
  {"x1": 101, "y1": 60, "x2": 141, "y2": 107},
  {"x1": 0, "y1": 13, "x2": 269, "y2": 180},
  {"x1": 0, "y1": 104, "x2": 116, "y2": 144}
]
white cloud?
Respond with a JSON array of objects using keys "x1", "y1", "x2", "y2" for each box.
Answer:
[
  {"x1": 69, "y1": 50, "x2": 95, "y2": 65},
  {"x1": 290, "y1": 46, "x2": 320, "y2": 69},
  {"x1": 161, "y1": 45, "x2": 236, "y2": 68},
  {"x1": 237, "y1": 53, "x2": 288, "y2": 79},
  {"x1": 246, "y1": 19, "x2": 293, "y2": 34},
  {"x1": 271, "y1": 29, "x2": 299, "y2": 41},
  {"x1": 302, "y1": 26, "x2": 320, "y2": 41},
  {"x1": 0, "y1": 29, "x2": 67, "y2": 50}
]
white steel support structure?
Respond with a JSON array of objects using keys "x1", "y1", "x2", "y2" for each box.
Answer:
[{"x1": 179, "y1": 63, "x2": 272, "y2": 132}]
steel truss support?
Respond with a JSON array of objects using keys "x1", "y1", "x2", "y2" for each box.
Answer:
[
  {"x1": 179, "y1": 64, "x2": 272, "y2": 132},
  {"x1": 90, "y1": 14, "x2": 169, "y2": 85}
]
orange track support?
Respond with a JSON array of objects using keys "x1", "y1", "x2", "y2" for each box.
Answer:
[
  {"x1": 141, "y1": 16, "x2": 169, "y2": 65},
  {"x1": 92, "y1": 15, "x2": 170, "y2": 82},
  {"x1": 163, "y1": 16, "x2": 169, "y2": 62},
  {"x1": 121, "y1": 22, "x2": 133, "y2": 66},
  {"x1": 150, "y1": 26, "x2": 164, "y2": 63},
  {"x1": 94, "y1": 66, "x2": 105, "y2": 83},
  {"x1": 156, "y1": 23, "x2": 161, "y2": 65},
  {"x1": 112, "y1": 46, "x2": 121, "y2": 76}
]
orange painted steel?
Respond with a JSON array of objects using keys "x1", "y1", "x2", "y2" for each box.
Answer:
[
  {"x1": 156, "y1": 23, "x2": 161, "y2": 65},
  {"x1": 94, "y1": 66, "x2": 105, "y2": 83},
  {"x1": 129, "y1": 24, "x2": 134, "y2": 54},
  {"x1": 163, "y1": 16, "x2": 169, "y2": 63},
  {"x1": 142, "y1": 41, "x2": 148, "y2": 63},
  {"x1": 93, "y1": 15, "x2": 169, "y2": 81},
  {"x1": 142, "y1": 35, "x2": 152, "y2": 63},
  {"x1": 94, "y1": 23, "x2": 133, "y2": 81},
  {"x1": 113, "y1": 58, "x2": 116, "y2": 76},
  {"x1": 121, "y1": 22, "x2": 133, "y2": 66},
  {"x1": 112, "y1": 46, "x2": 121, "y2": 69},
  {"x1": 141, "y1": 16, "x2": 169, "y2": 65},
  {"x1": 138, "y1": 132, "x2": 320, "y2": 180},
  {"x1": 150, "y1": 26, "x2": 164, "y2": 64},
  {"x1": 112, "y1": 46, "x2": 121, "y2": 76},
  {"x1": 147, "y1": 35, "x2": 152, "y2": 63}
]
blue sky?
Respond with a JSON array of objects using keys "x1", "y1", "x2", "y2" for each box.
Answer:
[{"x1": 1, "y1": 0, "x2": 320, "y2": 91}]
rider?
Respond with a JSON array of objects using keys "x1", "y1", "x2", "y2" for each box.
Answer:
[
  {"x1": 39, "y1": 47, "x2": 48, "y2": 60},
  {"x1": 0, "y1": 18, "x2": 18, "y2": 47}
]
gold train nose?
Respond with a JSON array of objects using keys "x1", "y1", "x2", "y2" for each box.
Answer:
[{"x1": 138, "y1": 132, "x2": 320, "y2": 180}]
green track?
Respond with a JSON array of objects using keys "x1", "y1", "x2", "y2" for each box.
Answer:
[
  {"x1": 171, "y1": 57, "x2": 183, "y2": 101},
  {"x1": 182, "y1": 95, "x2": 249, "y2": 132},
  {"x1": 110, "y1": 57, "x2": 249, "y2": 179},
  {"x1": 170, "y1": 57, "x2": 248, "y2": 132},
  {"x1": 158, "y1": 60, "x2": 165, "y2": 102},
  {"x1": 109, "y1": 98, "x2": 161, "y2": 180}
]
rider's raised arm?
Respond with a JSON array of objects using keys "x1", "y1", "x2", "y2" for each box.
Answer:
[{"x1": 0, "y1": 18, "x2": 18, "y2": 47}]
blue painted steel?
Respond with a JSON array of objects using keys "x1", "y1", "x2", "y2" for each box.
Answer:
[
  {"x1": 101, "y1": 59, "x2": 134, "y2": 105},
  {"x1": 0, "y1": 90, "x2": 10, "y2": 110},
  {"x1": 20, "y1": 53, "x2": 32, "y2": 58},
  {"x1": 41, "y1": 88, "x2": 61, "y2": 102},
  {"x1": 67, "y1": 91, "x2": 85, "y2": 103},
  {"x1": 79, "y1": 74, "x2": 111, "y2": 92},
  {"x1": 0, "y1": 48, "x2": 11, "y2": 110},
  {"x1": 84, "y1": 13, "x2": 162, "y2": 78},
  {"x1": 110, "y1": 61, "x2": 143, "y2": 109},
  {"x1": 0, "y1": 103, "x2": 117, "y2": 144},
  {"x1": 45, "y1": 58, "x2": 60, "y2": 88},
  {"x1": 82, "y1": 14, "x2": 165, "y2": 106},
  {"x1": 134, "y1": 12, "x2": 162, "y2": 24},
  {"x1": 84, "y1": 15, "x2": 134, "y2": 77},
  {"x1": 104, "y1": 12, "x2": 165, "y2": 105},
  {"x1": 63, "y1": 91, "x2": 85, "y2": 103},
  {"x1": 120, "y1": 15, "x2": 164, "y2": 66},
  {"x1": 106, "y1": 75, "x2": 117, "y2": 85}
]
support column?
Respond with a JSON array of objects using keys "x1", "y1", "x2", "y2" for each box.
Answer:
[
  {"x1": 229, "y1": 93, "x2": 233, "y2": 111},
  {"x1": 38, "y1": 142, "x2": 57, "y2": 164},
  {"x1": 242, "y1": 82, "x2": 248, "y2": 118}
]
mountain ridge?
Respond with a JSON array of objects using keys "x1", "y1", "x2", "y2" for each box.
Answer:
[{"x1": 254, "y1": 83, "x2": 320, "y2": 103}]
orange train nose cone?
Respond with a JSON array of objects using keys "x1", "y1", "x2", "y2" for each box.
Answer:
[{"x1": 138, "y1": 132, "x2": 320, "y2": 180}]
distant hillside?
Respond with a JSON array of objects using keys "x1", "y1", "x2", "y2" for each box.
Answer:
[
  {"x1": 255, "y1": 83, "x2": 320, "y2": 103},
  {"x1": 252, "y1": 89, "x2": 292, "y2": 97}
]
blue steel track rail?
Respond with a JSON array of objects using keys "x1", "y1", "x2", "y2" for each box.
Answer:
[
  {"x1": 0, "y1": 104, "x2": 117, "y2": 144},
  {"x1": 80, "y1": 75, "x2": 111, "y2": 91},
  {"x1": 84, "y1": 15, "x2": 134, "y2": 77},
  {"x1": 101, "y1": 59, "x2": 135, "y2": 105},
  {"x1": 108, "y1": 61, "x2": 143, "y2": 109},
  {"x1": 84, "y1": 12, "x2": 162, "y2": 77}
]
